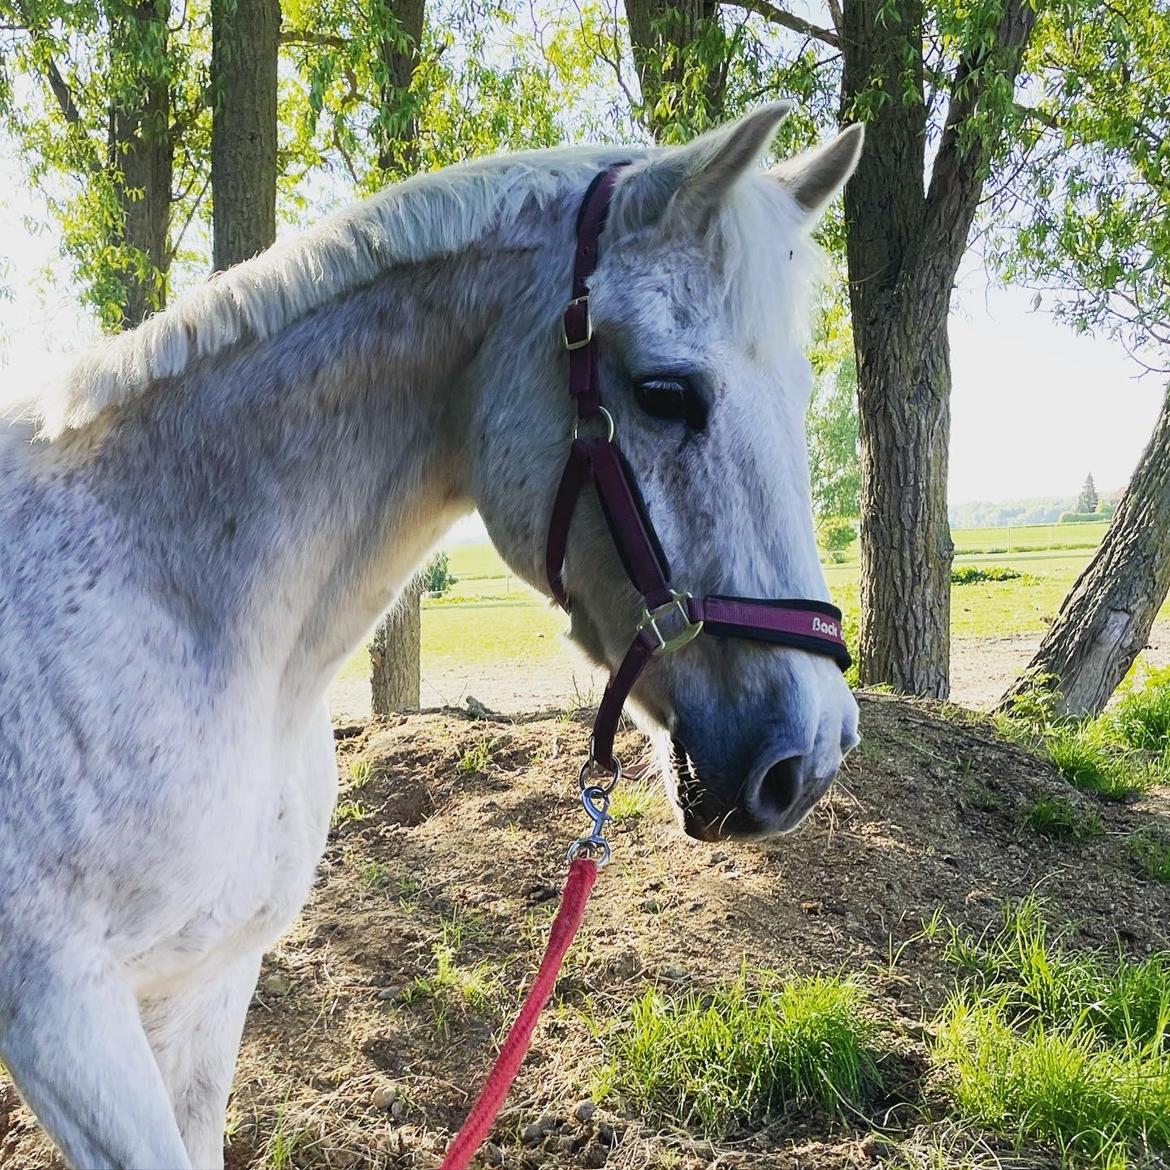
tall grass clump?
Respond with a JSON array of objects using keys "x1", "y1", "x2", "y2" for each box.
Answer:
[
  {"x1": 1111, "y1": 666, "x2": 1170, "y2": 755},
  {"x1": 1043, "y1": 726, "x2": 1148, "y2": 801},
  {"x1": 935, "y1": 897, "x2": 1170, "y2": 1168},
  {"x1": 600, "y1": 971, "x2": 883, "y2": 1136},
  {"x1": 997, "y1": 673, "x2": 1163, "y2": 801}
]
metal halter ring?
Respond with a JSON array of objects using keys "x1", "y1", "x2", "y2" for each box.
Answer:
[
  {"x1": 579, "y1": 738, "x2": 621, "y2": 795},
  {"x1": 639, "y1": 590, "x2": 704, "y2": 655},
  {"x1": 573, "y1": 406, "x2": 615, "y2": 444}
]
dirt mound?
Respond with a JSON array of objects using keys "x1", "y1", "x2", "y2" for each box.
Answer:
[{"x1": 4, "y1": 695, "x2": 1170, "y2": 1169}]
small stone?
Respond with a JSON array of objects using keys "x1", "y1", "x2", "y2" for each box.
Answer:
[
  {"x1": 556, "y1": 1136, "x2": 576, "y2": 1152},
  {"x1": 484, "y1": 1144, "x2": 505, "y2": 1166},
  {"x1": 610, "y1": 949, "x2": 641, "y2": 979},
  {"x1": 521, "y1": 1122, "x2": 545, "y2": 1146},
  {"x1": 389, "y1": 1098, "x2": 407, "y2": 1122},
  {"x1": 371, "y1": 1084, "x2": 399, "y2": 1110},
  {"x1": 536, "y1": 1113, "x2": 560, "y2": 1133},
  {"x1": 376, "y1": 985, "x2": 404, "y2": 1001},
  {"x1": 640, "y1": 897, "x2": 663, "y2": 913},
  {"x1": 573, "y1": 1099, "x2": 597, "y2": 1125},
  {"x1": 659, "y1": 965, "x2": 689, "y2": 983},
  {"x1": 597, "y1": 1122, "x2": 618, "y2": 1147},
  {"x1": 581, "y1": 1142, "x2": 609, "y2": 1168},
  {"x1": 262, "y1": 973, "x2": 291, "y2": 997}
]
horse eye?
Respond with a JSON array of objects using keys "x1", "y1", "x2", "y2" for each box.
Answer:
[{"x1": 634, "y1": 377, "x2": 708, "y2": 432}]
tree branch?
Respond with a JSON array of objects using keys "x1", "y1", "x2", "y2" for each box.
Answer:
[
  {"x1": 906, "y1": 0, "x2": 1038, "y2": 305},
  {"x1": 279, "y1": 29, "x2": 349, "y2": 50},
  {"x1": 719, "y1": 0, "x2": 839, "y2": 47},
  {"x1": 44, "y1": 56, "x2": 80, "y2": 123}
]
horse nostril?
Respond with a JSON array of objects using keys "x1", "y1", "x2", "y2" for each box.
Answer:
[{"x1": 753, "y1": 756, "x2": 803, "y2": 819}]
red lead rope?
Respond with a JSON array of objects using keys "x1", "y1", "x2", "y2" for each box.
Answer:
[{"x1": 439, "y1": 858, "x2": 600, "y2": 1169}]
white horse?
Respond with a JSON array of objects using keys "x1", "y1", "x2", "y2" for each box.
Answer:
[{"x1": 0, "y1": 103, "x2": 861, "y2": 1168}]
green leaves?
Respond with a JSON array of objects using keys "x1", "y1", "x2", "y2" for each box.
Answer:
[{"x1": 989, "y1": 0, "x2": 1170, "y2": 362}]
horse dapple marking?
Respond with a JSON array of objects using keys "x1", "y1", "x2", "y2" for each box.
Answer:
[{"x1": 0, "y1": 104, "x2": 861, "y2": 1168}]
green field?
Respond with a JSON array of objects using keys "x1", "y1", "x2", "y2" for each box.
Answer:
[
  {"x1": 951, "y1": 520, "x2": 1109, "y2": 554},
  {"x1": 338, "y1": 521, "x2": 1158, "y2": 686}
]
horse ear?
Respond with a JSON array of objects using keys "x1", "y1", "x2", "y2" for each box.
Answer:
[
  {"x1": 770, "y1": 123, "x2": 864, "y2": 220},
  {"x1": 621, "y1": 102, "x2": 794, "y2": 233}
]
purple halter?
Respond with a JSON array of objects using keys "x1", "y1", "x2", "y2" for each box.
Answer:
[{"x1": 546, "y1": 165, "x2": 850, "y2": 778}]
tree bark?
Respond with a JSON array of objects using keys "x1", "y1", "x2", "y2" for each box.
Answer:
[
  {"x1": 372, "y1": 0, "x2": 425, "y2": 176},
  {"x1": 842, "y1": 0, "x2": 1036, "y2": 697},
  {"x1": 211, "y1": 0, "x2": 279, "y2": 270},
  {"x1": 370, "y1": 576, "x2": 425, "y2": 715},
  {"x1": 998, "y1": 387, "x2": 1170, "y2": 718},
  {"x1": 107, "y1": 0, "x2": 173, "y2": 328},
  {"x1": 624, "y1": 0, "x2": 727, "y2": 136}
]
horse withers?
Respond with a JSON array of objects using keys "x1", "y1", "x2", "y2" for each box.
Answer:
[{"x1": 0, "y1": 103, "x2": 861, "y2": 1167}]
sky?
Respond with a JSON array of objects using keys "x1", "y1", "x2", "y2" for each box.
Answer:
[{"x1": 1, "y1": 155, "x2": 1163, "y2": 508}]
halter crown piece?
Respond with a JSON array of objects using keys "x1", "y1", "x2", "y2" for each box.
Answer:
[{"x1": 545, "y1": 164, "x2": 851, "y2": 860}]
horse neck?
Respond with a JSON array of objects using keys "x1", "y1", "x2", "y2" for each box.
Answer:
[{"x1": 73, "y1": 246, "x2": 532, "y2": 719}]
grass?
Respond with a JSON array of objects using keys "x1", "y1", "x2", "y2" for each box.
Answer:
[
  {"x1": 951, "y1": 565, "x2": 1027, "y2": 585},
  {"x1": 608, "y1": 782, "x2": 664, "y2": 822},
  {"x1": 457, "y1": 734, "x2": 503, "y2": 774},
  {"x1": 330, "y1": 799, "x2": 369, "y2": 828},
  {"x1": 330, "y1": 532, "x2": 1170, "y2": 704},
  {"x1": 1112, "y1": 666, "x2": 1170, "y2": 754},
  {"x1": 402, "y1": 913, "x2": 500, "y2": 1015},
  {"x1": 1043, "y1": 726, "x2": 1152, "y2": 801},
  {"x1": 1131, "y1": 831, "x2": 1170, "y2": 882},
  {"x1": 347, "y1": 757, "x2": 372, "y2": 789},
  {"x1": 996, "y1": 667, "x2": 1170, "y2": 803},
  {"x1": 934, "y1": 898, "x2": 1170, "y2": 1168},
  {"x1": 1024, "y1": 796, "x2": 1103, "y2": 841},
  {"x1": 597, "y1": 970, "x2": 883, "y2": 1137}
]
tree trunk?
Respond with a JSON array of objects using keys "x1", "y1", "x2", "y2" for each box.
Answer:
[
  {"x1": 841, "y1": 0, "x2": 1036, "y2": 697},
  {"x1": 107, "y1": 0, "x2": 173, "y2": 328},
  {"x1": 211, "y1": 0, "x2": 279, "y2": 270},
  {"x1": 998, "y1": 387, "x2": 1170, "y2": 718},
  {"x1": 370, "y1": 576, "x2": 425, "y2": 715},
  {"x1": 372, "y1": 0, "x2": 425, "y2": 176},
  {"x1": 852, "y1": 311, "x2": 954, "y2": 695},
  {"x1": 624, "y1": 0, "x2": 726, "y2": 137}
]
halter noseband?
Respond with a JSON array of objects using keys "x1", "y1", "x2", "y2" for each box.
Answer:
[{"x1": 545, "y1": 165, "x2": 851, "y2": 782}]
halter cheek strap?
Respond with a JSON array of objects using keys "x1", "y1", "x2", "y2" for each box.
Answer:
[{"x1": 545, "y1": 164, "x2": 851, "y2": 779}]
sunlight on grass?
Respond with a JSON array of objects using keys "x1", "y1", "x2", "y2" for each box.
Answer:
[
  {"x1": 935, "y1": 898, "x2": 1170, "y2": 1169},
  {"x1": 402, "y1": 913, "x2": 500, "y2": 1013},
  {"x1": 608, "y1": 782, "x2": 664, "y2": 822},
  {"x1": 597, "y1": 971, "x2": 883, "y2": 1137},
  {"x1": 1044, "y1": 726, "x2": 1154, "y2": 800},
  {"x1": 1112, "y1": 666, "x2": 1170, "y2": 755},
  {"x1": 457, "y1": 734, "x2": 503, "y2": 774}
]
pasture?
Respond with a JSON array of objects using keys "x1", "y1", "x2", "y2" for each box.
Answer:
[{"x1": 331, "y1": 522, "x2": 1170, "y2": 717}]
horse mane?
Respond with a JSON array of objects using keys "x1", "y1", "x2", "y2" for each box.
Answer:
[
  {"x1": 40, "y1": 145, "x2": 632, "y2": 436},
  {"x1": 36, "y1": 140, "x2": 819, "y2": 437}
]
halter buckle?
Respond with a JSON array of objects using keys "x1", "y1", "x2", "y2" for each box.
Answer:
[
  {"x1": 639, "y1": 591, "x2": 704, "y2": 656},
  {"x1": 561, "y1": 296, "x2": 593, "y2": 351}
]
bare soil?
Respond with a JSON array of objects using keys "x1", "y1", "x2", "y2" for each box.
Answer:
[{"x1": 4, "y1": 695, "x2": 1170, "y2": 1169}]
